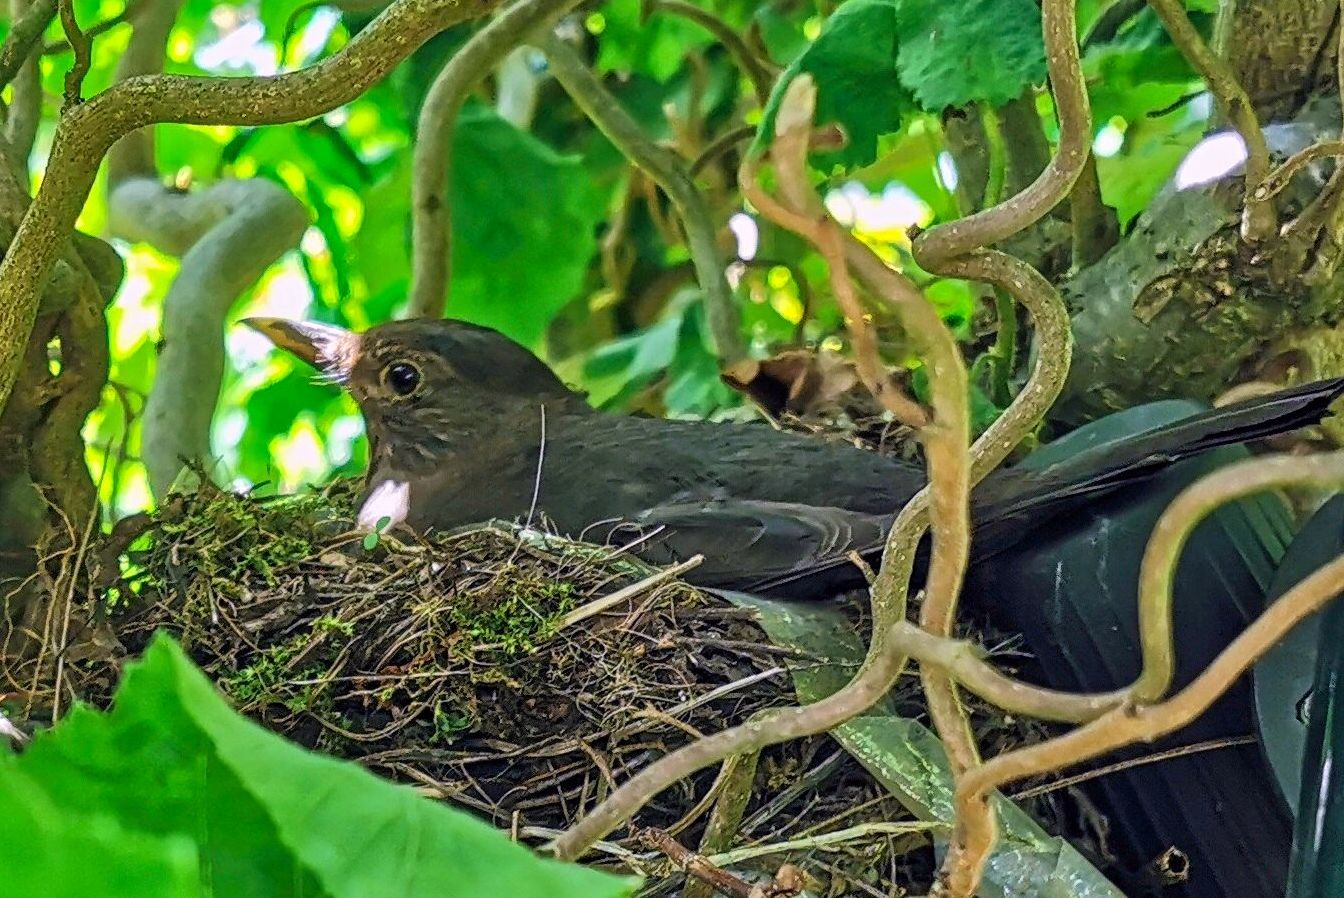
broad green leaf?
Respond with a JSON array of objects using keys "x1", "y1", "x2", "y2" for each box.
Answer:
[
  {"x1": 596, "y1": 0, "x2": 713, "y2": 82},
  {"x1": 718, "y1": 591, "x2": 1127, "y2": 898},
  {"x1": 353, "y1": 107, "x2": 605, "y2": 349},
  {"x1": 576, "y1": 311, "x2": 683, "y2": 408},
  {"x1": 0, "y1": 768, "x2": 201, "y2": 897},
  {"x1": 757, "y1": 0, "x2": 913, "y2": 171},
  {"x1": 450, "y1": 107, "x2": 606, "y2": 345},
  {"x1": 6, "y1": 634, "x2": 639, "y2": 898},
  {"x1": 896, "y1": 0, "x2": 1047, "y2": 111}
]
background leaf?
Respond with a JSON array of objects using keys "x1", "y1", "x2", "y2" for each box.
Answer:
[
  {"x1": 896, "y1": 0, "x2": 1047, "y2": 110},
  {"x1": 757, "y1": 0, "x2": 913, "y2": 170}
]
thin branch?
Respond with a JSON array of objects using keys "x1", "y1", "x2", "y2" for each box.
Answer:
[
  {"x1": 889, "y1": 621, "x2": 1127, "y2": 724},
  {"x1": 1069, "y1": 150, "x2": 1119, "y2": 267},
  {"x1": 914, "y1": 0, "x2": 1090, "y2": 269},
  {"x1": 642, "y1": 0, "x2": 776, "y2": 106},
  {"x1": 537, "y1": 32, "x2": 746, "y2": 363},
  {"x1": 409, "y1": 0, "x2": 584, "y2": 318},
  {"x1": 943, "y1": 451, "x2": 1344, "y2": 897},
  {"x1": 1250, "y1": 138, "x2": 1344, "y2": 202},
  {"x1": 0, "y1": 0, "x2": 507, "y2": 418},
  {"x1": 43, "y1": 0, "x2": 142, "y2": 54},
  {"x1": 57, "y1": 0, "x2": 92, "y2": 108},
  {"x1": 640, "y1": 828, "x2": 756, "y2": 898},
  {"x1": 551, "y1": 72, "x2": 974, "y2": 862},
  {"x1": 707, "y1": 822, "x2": 941, "y2": 867},
  {"x1": 1009, "y1": 734, "x2": 1259, "y2": 800},
  {"x1": 906, "y1": 1, "x2": 1090, "y2": 885},
  {"x1": 554, "y1": 554, "x2": 703, "y2": 631},
  {"x1": 940, "y1": 105, "x2": 991, "y2": 216},
  {"x1": 1143, "y1": 0, "x2": 1274, "y2": 240},
  {"x1": 688, "y1": 124, "x2": 755, "y2": 178},
  {"x1": 5, "y1": 0, "x2": 45, "y2": 171},
  {"x1": 997, "y1": 90, "x2": 1051, "y2": 203},
  {"x1": 0, "y1": 0, "x2": 55, "y2": 88}
]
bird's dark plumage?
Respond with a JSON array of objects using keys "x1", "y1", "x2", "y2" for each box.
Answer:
[{"x1": 244, "y1": 316, "x2": 1344, "y2": 596}]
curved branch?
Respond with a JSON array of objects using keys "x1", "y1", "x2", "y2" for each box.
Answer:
[
  {"x1": 913, "y1": 0, "x2": 1089, "y2": 269},
  {"x1": 1251, "y1": 139, "x2": 1344, "y2": 202},
  {"x1": 536, "y1": 32, "x2": 746, "y2": 364},
  {"x1": 890, "y1": 621, "x2": 1127, "y2": 724},
  {"x1": 944, "y1": 451, "x2": 1344, "y2": 896},
  {"x1": 905, "y1": 3, "x2": 1090, "y2": 886},
  {"x1": 642, "y1": 0, "x2": 776, "y2": 106},
  {"x1": 43, "y1": 0, "x2": 143, "y2": 54},
  {"x1": 409, "y1": 0, "x2": 584, "y2": 318},
  {"x1": 111, "y1": 179, "x2": 309, "y2": 497},
  {"x1": 0, "y1": 0, "x2": 506, "y2": 417},
  {"x1": 551, "y1": 73, "x2": 975, "y2": 861},
  {"x1": 57, "y1": 0, "x2": 92, "y2": 107}
]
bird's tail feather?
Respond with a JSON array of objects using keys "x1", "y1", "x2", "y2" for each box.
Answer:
[
  {"x1": 980, "y1": 376, "x2": 1344, "y2": 522},
  {"x1": 745, "y1": 377, "x2": 1344, "y2": 596}
]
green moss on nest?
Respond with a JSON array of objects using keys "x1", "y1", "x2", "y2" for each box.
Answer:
[{"x1": 447, "y1": 574, "x2": 578, "y2": 657}]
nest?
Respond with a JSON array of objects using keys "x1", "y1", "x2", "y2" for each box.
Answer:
[{"x1": 8, "y1": 480, "x2": 991, "y2": 894}]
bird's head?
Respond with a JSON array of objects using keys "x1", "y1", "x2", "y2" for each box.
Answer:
[{"x1": 242, "y1": 316, "x2": 585, "y2": 468}]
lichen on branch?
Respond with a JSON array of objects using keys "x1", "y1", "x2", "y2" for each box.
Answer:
[
  {"x1": 0, "y1": 0, "x2": 508, "y2": 419},
  {"x1": 105, "y1": 0, "x2": 310, "y2": 497}
]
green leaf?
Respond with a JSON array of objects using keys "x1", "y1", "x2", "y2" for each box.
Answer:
[
  {"x1": 577, "y1": 312, "x2": 683, "y2": 408},
  {"x1": 353, "y1": 106, "x2": 605, "y2": 349},
  {"x1": 757, "y1": 0, "x2": 913, "y2": 171},
  {"x1": 0, "y1": 766, "x2": 201, "y2": 897},
  {"x1": 450, "y1": 107, "x2": 606, "y2": 346},
  {"x1": 595, "y1": 0, "x2": 713, "y2": 82},
  {"x1": 896, "y1": 0, "x2": 1047, "y2": 111},
  {"x1": 5, "y1": 635, "x2": 639, "y2": 898}
]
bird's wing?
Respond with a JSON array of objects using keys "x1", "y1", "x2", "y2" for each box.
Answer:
[
  {"x1": 599, "y1": 499, "x2": 890, "y2": 592},
  {"x1": 746, "y1": 375, "x2": 1344, "y2": 596},
  {"x1": 972, "y1": 374, "x2": 1344, "y2": 551}
]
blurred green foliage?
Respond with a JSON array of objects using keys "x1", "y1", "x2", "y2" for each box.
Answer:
[{"x1": 5, "y1": 0, "x2": 1212, "y2": 521}]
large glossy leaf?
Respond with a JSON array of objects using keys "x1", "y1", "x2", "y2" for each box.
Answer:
[{"x1": 4, "y1": 634, "x2": 639, "y2": 898}]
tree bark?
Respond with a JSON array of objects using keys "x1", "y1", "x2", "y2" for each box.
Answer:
[{"x1": 1214, "y1": 0, "x2": 1339, "y2": 122}]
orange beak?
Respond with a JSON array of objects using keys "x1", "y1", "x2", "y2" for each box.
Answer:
[{"x1": 241, "y1": 317, "x2": 361, "y2": 381}]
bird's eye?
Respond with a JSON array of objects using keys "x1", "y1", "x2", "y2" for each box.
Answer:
[{"x1": 383, "y1": 361, "x2": 422, "y2": 397}]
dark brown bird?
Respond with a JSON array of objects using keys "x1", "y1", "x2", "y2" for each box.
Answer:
[{"x1": 244, "y1": 316, "x2": 1344, "y2": 596}]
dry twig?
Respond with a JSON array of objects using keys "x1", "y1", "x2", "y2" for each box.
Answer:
[{"x1": 941, "y1": 452, "x2": 1344, "y2": 896}]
